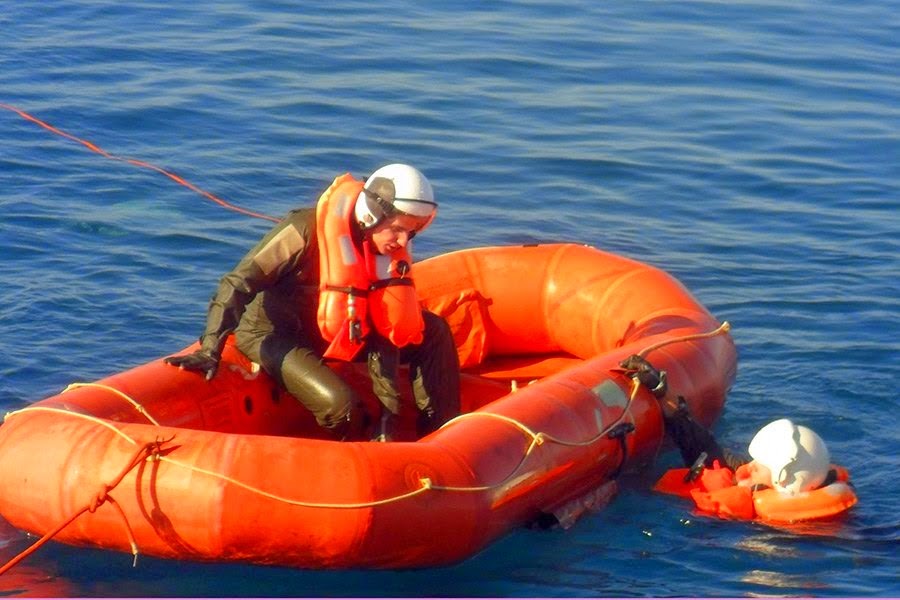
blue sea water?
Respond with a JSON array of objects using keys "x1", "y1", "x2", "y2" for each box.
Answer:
[{"x1": 1, "y1": 0, "x2": 898, "y2": 596}]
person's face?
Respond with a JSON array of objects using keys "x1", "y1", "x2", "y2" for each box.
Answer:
[{"x1": 368, "y1": 214, "x2": 430, "y2": 255}]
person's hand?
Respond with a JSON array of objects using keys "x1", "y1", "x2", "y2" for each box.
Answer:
[
  {"x1": 618, "y1": 354, "x2": 668, "y2": 398},
  {"x1": 164, "y1": 349, "x2": 220, "y2": 381},
  {"x1": 684, "y1": 451, "x2": 709, "y2": 482}
]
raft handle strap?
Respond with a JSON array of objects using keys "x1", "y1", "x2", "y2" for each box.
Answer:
[{"x1": 607, "y1": 422, "x2": 636, "y2": 479}]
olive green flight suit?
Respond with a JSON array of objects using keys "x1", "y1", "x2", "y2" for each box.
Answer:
[{"x1": 196, "y1": 208, "x2": 459, "y2": 438}]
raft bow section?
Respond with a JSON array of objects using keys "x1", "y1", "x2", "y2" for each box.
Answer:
[{"x1": 0, "y1": 243, "x2": 736, "y2": 569}]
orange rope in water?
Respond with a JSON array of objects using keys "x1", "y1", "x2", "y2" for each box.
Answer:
[{"x1": 1, "y1": 102, "x2": 280, "y2": 223}]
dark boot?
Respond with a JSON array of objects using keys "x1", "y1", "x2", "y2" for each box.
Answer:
[
  {"x1": 372, "y1": 412, "x2": 399, "y2": 443},
  {"x1": 330, "y1": 406, "x2": 368, "y2": 442},
  {"x1": 415, "y1": 406, "x2": 438, "y2": 438}
]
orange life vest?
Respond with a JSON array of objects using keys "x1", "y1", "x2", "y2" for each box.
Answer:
[
  {"x1": 315, "y1": 173, "x2": 424, "y2": 361},
  {"x1": 653, "y1": 462, "x2": 857, "y2": 523}
]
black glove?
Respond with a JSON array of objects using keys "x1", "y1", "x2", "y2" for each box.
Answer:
[
  {"x1": 684, "y1": 451, "x2": 709, "y2": 483},
  {"x1": 618, "y1": 354, "x2": 668, "y2": 398},
  {"x1": 164, "y1": 349, "x2": 220, "y2": 381}
]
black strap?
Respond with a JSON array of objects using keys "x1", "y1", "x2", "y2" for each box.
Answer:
[
  {"x1": 369, "y1": 278, "x2": 415, "y2": 290},
  {"x1": 323, "y1": 285, "x2": 370, "y2": 296},
  {"x1": 607, "y1": 422, "x2": 636, "y2": 479},
  {"x1": 683, "y1": 451, "x2": 709, "y2": 483}
]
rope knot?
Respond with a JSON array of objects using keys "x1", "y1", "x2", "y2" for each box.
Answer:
[
  {"x1": 90, "y1": 484, "x2": 112, "y2": 512},
  {"x1": 147, "y1": 435, "x2": 176, "y2": 462},
  {"x1": 617, "y1": 354, "x2": 668, "y2": 398}
]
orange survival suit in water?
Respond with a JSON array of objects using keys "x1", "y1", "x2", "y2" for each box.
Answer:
[{"x1": 654, "y1": 461, "x2": 858, "y2": 523}]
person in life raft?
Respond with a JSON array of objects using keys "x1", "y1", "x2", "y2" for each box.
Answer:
[
  {"x1": 621, "y1": 356, "x2": 857, "y2": 521},
  {"x1": 164, "y1": 164, "x2": 460, "y2": 442}
]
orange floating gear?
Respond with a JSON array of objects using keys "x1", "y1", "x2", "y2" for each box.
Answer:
[
  {"x1": 691, "y1": 479, "x2": 756, "y2": 521},
  {"x1": 367, "y1": 252, "x2": 424, "y2": 348},
  {"x1": 315, "y1": 173, "x2": 424, "y2": 361},
  {"x1": 655, "y1": 462, "x2": 858, "y2": 523},
  {"x1": 744, "y1": 464, "x2": 858, "y2": 522}
]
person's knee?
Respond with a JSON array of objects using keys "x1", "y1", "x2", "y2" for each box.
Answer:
[
  {"x1": 421, "y1": 312, "x2": 459, "y2": 366},
  {"x1": 278, "y1": 347, "x2": 358, "y2": 430},
  {"x1": 309, "y1": 385, "x2": 357, "y2": 429},
  {"x1": 423, "y1": 311, "x2": 453, "y2": 344}
]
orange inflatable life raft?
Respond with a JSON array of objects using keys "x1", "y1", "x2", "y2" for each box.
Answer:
[{"x1": 0, "y1": 243, "x2": 737, "y2": 570}]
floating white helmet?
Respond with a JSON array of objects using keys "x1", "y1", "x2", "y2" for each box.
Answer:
[
  {"x1": 355, "y1": 164, "x2": 437, "y2": 232},
  {"x1": 748, "y1": 418, "x2": 831, "y2": 495}
]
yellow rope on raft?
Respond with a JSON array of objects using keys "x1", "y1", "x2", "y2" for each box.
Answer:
[
  {"x1": 62, "y1": 382, "x2": 161, "y2": 426},
  {"x1": 156, "y1": 455, "x2": 434, "y2": 509},
  {"x1": 440, "y1": 376, "x2": 641, "y2": 448},
  {"x1": 0, "y1": 321, "x2": 733, "y2": 575},
  {"x1": 432, "y1": 321, "x2": 732, "y2": 489},
  {"x1": 427, "y1": 380, "x2": 642, "y2": 494},
  {"x1": 4, "y1": 406, "x2": 140, "y2": 446},
  {"x1": 2, "y1": 398, "x2": 617, "y2": 507},
  {"x1": 637, "y1": 321, "x2": 730, "y2": 358},
  {"x1": 3, "y1": 322, "x2": 732, "y2": 511}
]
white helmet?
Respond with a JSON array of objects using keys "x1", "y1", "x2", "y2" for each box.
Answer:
[
  {"x1": 354, "y1": 164, "x2": 437, "y2": 232},
  {"x1": 748, "y1": 418, "x2": 831, "y2": 495}
]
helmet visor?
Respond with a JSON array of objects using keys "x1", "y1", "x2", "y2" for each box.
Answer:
[{"x1": 362, "y1": 179, "x2": 437, "y2": 233}]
